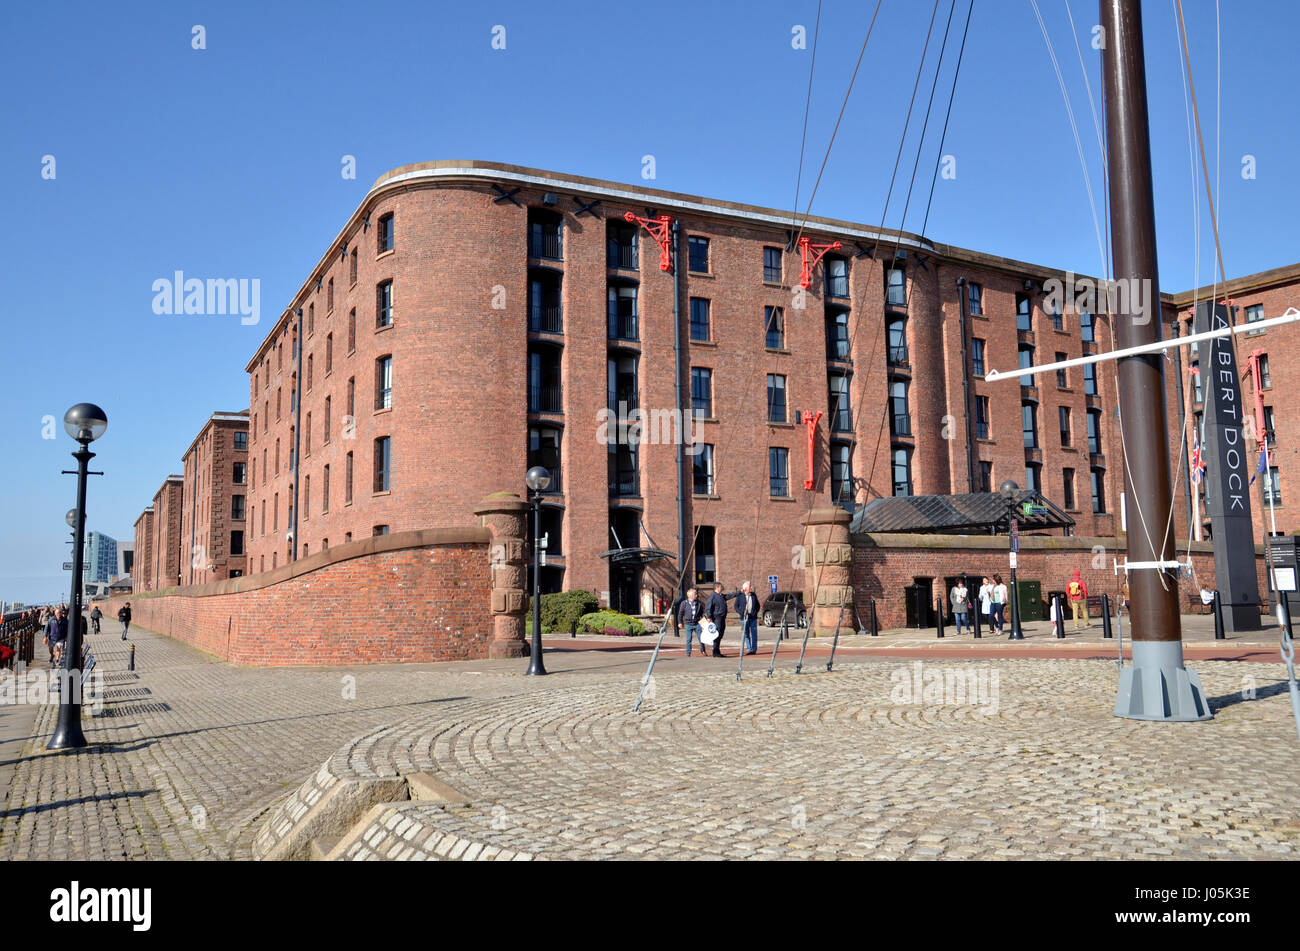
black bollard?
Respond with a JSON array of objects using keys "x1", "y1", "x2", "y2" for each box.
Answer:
[
  {"x1": 870, "y1": 599, "x2": 879, "y2": 636},
  {"x1": 128, "y1": 644, "x2": 135, "y2": 671},
  {"x1": 935, "y1": 597, "x2": 945, "y2": 639},
  {"x1": 1101, "y1": 593, "x2": 1114, "y2": 639},
  {"x1": 1213, "y1": 589, "x2": 1225, "y2": 641},
  {"x1": 1053, "y1": 596, "x2": 1065, "y2": 638}
]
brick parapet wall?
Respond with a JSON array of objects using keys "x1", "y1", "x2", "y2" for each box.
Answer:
[{"x1": 105, "y1": 527, "x2": 492, "y2": 665}]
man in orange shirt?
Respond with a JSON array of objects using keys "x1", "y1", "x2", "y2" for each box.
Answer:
[{"x1": 1067, "y1": 569, "x2": 1090, "y2": 629}]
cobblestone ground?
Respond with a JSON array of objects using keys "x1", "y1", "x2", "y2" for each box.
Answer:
[{"x1": 1, "y1": 626, "x2": 1296, "y2": 860}]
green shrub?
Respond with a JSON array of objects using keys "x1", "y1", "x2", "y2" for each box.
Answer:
[
  {"x1": 525, "y1": 591, "x2": 599, "y2": 635},
  {"x1": 578, "y1": 611, "x2": 645, "y2": 637}
]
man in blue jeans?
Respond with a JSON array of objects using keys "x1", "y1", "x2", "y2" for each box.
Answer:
[
  {"x1": 734, "y1": 581, "x2": 760, "y2": 655},
  {"x1": 679, "y1": 587, "x2": 706, "y2": 657}
]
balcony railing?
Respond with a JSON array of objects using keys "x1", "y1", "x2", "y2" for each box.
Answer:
[
  {"x1": 608, "y1": 313, "x2": 638, "y2": 341},
  {"x1": 609, "y1": 455, "x2": 640, "y2": 497},
  {"x1": 831, "y1": 409, "x2": 852, "y2": 432},
  {"x1": 529, "y1": 384, "x2": 562, "y2": 414},
  {"x1": 608, "y1": 243, "x2": 638, "y2": 270},
  {"x1": 826, "y1": 275, "x2": 849, "y2": 299},
  {"x1": 529, "y1": 230, "x2": 563, "y2": 261},
  {"x1": 886, "y1": 288, "x2": 907, "y2": 309},
  {"x1": 891, "y1": 413, "x2": 912, "y2": 437},
  {"x1": 528, "y1": 303, "x2": 563, "y2": 334}
]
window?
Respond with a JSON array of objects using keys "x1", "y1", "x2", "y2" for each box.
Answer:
[
  {"x1": 378, "y1": 213, "x2": 394, "y2": 253},
  {"x1": 348, "y1": 309, "x2": 356, "y2": 352},
  {"x1": 889, "y1": 380, "x2": 910, "y2": 437},
  {"x1": 376, "y1": 280, "x2": 393, "y2": 328},
  {"x1": 347, "y1": 377, "x2": 355, "y2": 417},
  {"x1": 691, "y1": 367, "x2": 713, "y2": 417},
  {"x1": 1049, "y1": 298, "x2": 1063, "y2": 331},
  {"x1": 375, "y1": 355, "x2": 392, "y2": 409},
  {"x1": 1264, "y1": 467, "x2": 1282, "y2": 505},
  {"x1": 261, "y1": 448, "x2": 267, "y2": 485},
  {"x1": 260, "y1": 503, "x2": 265, "y2": 535},
  {"x1": 1055, "y1": 353, "x2": 1068, "y2": 388},
  {"x1": 306, "y1": 354, "x2": 313, "y2": 390},
  {"x1": 528, "y1": 270, "x2": 563, "y2": 333},
  {"x1": 305, "y1": 412, "x2": 312, "y2": 454},
  {"x1": 322, "y1": 464, "x2": 330, "y2": 513},
  {"x1": 323, "y1": 397, "x2": 331, "y2": 444},
  {"x1": 1063, "y1": 468, "x2": 1076, "y2": 509},
  {"x1": 1059, "y1": 406, "x2": 1072, "y2": 447},
  {"x1": 886, "y1": 268, "x2": 906, "y2": 308},
  {"x1": 970, "y1": 338, "x2": 985, "y2": 376},
  {"x1": 1080, "y1": 311, "x2": 1094, "y2": 342},
  {"x1": 828, "y1": 310, "x2": 851, "y2": 360},
  {"x1": 1025, "y1": 462, "x2": 1041, "y2": 493},
  {"x1": 234, "y1": 431, "x2": 247, "y2": 452},
  {"x1": 275, "y1": 438, "x2": 280, "y2": 471},
  {"x1": 528, "y1": 210, "x2": 563, "y2": 260},
  {"x1": 977, "y1": 461, "x2": 993, "y2": 494},
  {"x1": 373, "y1": 525, "x2": 390, "y2": 536},
  {"x1": 276, "y1": 387, "x2": 281, "y2": 420},
  {"x1": 769, "y1": 448, "x2": 790, "y2": 497},
  {"x1": 1087, "y1": 409, "x2": 1102, "y2": 454},
  {"x1": 350, "y1": 248, "x2": 358, "y2": 285},
  {"x1": 689, "y1": 297, "x2": 710, "y2": 342},
  {"x1": 326, "y1": 334, "x2": 333, "y2": 373},
  {"x1": 1264, "y1": 405, "x2": 1276, "y2": 446},
  {"x1": 232, "y1": 495, "x2": 245, "y2": 520},
  {"x1": 688, "y1": 236, "x2": 709, "y2": 273},
  {"x1": 529, "y1": 347, "x2": 562, "y2": 413},
  {"x1": 302, "y1": 476, "x2": 309, "y2": 519},
  {"x1": 607, "y1": 220, "x2": 638, "y2": 269},
  {"x1": 327, "y1": 278, "x2": 334, "y2": 312},
  {"x1": 887, "y1": 317, "x2": 908, "y2": 364},
  {"x1": 233, "y1": 461, "x2": 246, "y2": 484},
  {"x1": 608, "y1": 352, "x2": 638, "y2": 415},
  {"x1": 273, "y1": 492, "x2": 279, "y2": 531},
  {"x1": 825, "y1": 255, "x2": 848, "y2": 298},
  {"x1": 345, "y1": 452, "x2": 354, "y2": 504},
  {"x1": 1022, "y1": 402, "x2": 1038, "y2": 449},
  {"x1": 764, "y1": 306, "x2": 785, "y2": 349},
  {"x1": 230, "y1": 530, "x2": 244, "y2": 556},
  {"x1": 763, "y1": 246, "x2": 782, "y2": 283},
  {"x1": 833, "y1": 442, "x2": 856, "y2": 504},
  {"x1": 694, "y1": 527, "x2": 716, "y2": 584},
  {"x1": 890, "y1": 446, "x2": 911, "y2": 498},
  {"x1": 1019, "y1": 345, "x2": 1035, "y2": 387},
  {"x1": 607, "y1": 284, "x2": 638, "y2": 340},
  {"x1": 1246, "y1": 303, "x2": 1265, "y2": 327},
  {"x1": 528, "y1": 427, "x2": 562, "y2": 492},
  {"x1": 967, "y1": 282, "x2": 983, "y2": 316},
  {"x1": 1084, "y1": 363, "x2": 1097, "y2": 396},
  {"x1": 767, "y1": 374, "x2": 787, "y2": 423},
  {"x1": 693, "y1": 444, "x2": 715, "y2": 495},
  {"x1": 1016, "y1": 293, "x2": 1032, "y2": 331},
  {"x1": 829, "y1": 373, "x2": 851, "y2": 432},
  {"x1": 1091, "y1": 467, "x2": 1106, "y2": 513},
  {"x1": 975, "y1": 396, "x2": 990, "y2": 439},
  {"x1": 1259, "y1": 354, "x2": 1271, "y2": 389}
]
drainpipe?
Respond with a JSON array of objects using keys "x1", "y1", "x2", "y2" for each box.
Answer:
[
  {"x1": 672, "y1": 220, "x2": 689, "y2": 594},
  {"x1": 955, "y1": 275, "x2": 976, "y2": 492},
  {"x1": 188, "y1": 455, "x2": 197, "y2": 585},
  {"x1": 291, "y1": 307, "x2": 304, "y2": 561}
]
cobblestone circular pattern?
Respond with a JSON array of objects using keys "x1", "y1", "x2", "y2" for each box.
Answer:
[{"x1": 320, "y1": 659, "x2": 1300, "y2": 860}]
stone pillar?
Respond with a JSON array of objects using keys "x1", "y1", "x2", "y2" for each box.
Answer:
[
  {"x1": 474, "y1": 493, "x2": 529, "y2": 659},
  {"x1": 800, "y1": 506, "x2": 854, "y2": 636}
]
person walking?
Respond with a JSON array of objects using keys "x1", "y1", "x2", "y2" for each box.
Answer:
[
  {"x1": 679, "y1": 588, "x2": 706, "y2": 658},
  {"x1": 991, "y1": 575, "x2": 1008, "y2": 633},
  {"x1": 735, "y1": 581, "x2": 760, "y2": 655},
  {"x1": 44, "y1": 606, "x2": 68, "y2": 666},
  {"x1": 1067, "y1": 569, "x2": 1090, "y2": 629},
  {"x1": 950, "y1": 579, "x2": 971, "y2": 635},
  {"x1": 89, "y1": 604, "x2": 102, "y2": 634},
  {"x1": 118, "y1": 601, "x2": 132, "y2": 640},
  {"x1": 978, "y1": 576, "x2": 993, "y2": 631},
  {"x1": 704, "y1": 582, "x2": 728, "y2": 657}
]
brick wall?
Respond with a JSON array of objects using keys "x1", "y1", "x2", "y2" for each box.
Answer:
[
  {"x1": 846, "y1": 532, "x2": 1267, "y2": 631},
  {"x1": 104, "y1": 527, "x2": 492, "y2": 665},
  {"x1": 132, "y1": 508, "x2": 155, "y2": 592}
]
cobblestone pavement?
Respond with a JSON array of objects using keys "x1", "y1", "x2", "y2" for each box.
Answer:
[{"x1": 0, "y1": 625, "x2": 1296, "y2": 860}]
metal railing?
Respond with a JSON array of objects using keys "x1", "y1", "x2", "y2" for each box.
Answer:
[{"x1": 0, "y1": 612, "x2": 39, "y2": 667}]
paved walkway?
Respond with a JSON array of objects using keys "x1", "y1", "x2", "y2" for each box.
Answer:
[{"x1": 0, "y1": 622, "x2": 1296, "y2": 860}]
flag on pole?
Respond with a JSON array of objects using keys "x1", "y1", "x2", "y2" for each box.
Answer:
[
  {"x1": 1249, "y1": 447, "x2": 1268, "y2": 486},
  {"x1": 1190, "y1": 439, "x2": 1204, "y2": 483}
]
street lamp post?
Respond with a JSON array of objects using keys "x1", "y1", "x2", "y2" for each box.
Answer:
[
  {"x1": 48, "y1": 402, "x2": 108, "y2": 751},
  {"x1": 525, "y1": 465, "x2": 551, "y2": 676},
  {"x1": 1000, "y1": 480, "x2": 1024, "y2": 640}
]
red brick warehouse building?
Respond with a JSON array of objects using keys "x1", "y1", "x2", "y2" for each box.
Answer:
[
  {"x1": 179, "y1": 411, "x2": 250, "y2": 585},
  {"x1": 239, "y1": 159, "x2": 1183, "y2": 613}
]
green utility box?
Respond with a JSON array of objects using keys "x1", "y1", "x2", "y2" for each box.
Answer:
[{"x1": 1016, "y1": 579, "x2": 1043, "y2": 621}]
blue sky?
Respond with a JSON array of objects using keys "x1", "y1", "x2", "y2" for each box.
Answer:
[{"x1": 1, "y1": 0, "x2": 1294, "y2": 605}]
